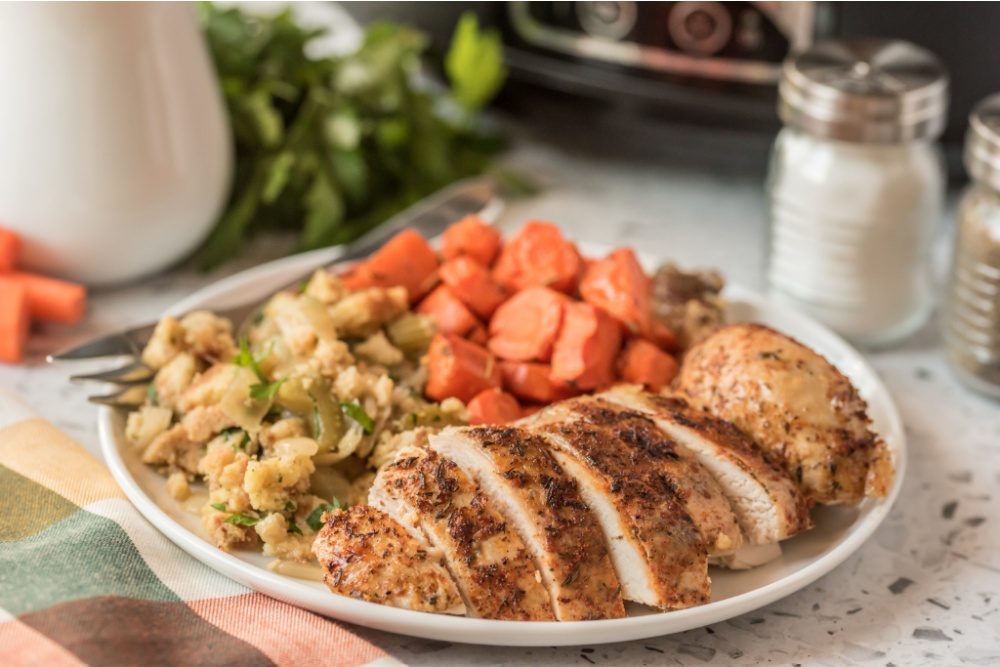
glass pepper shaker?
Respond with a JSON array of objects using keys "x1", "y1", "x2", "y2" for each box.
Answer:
[
  {"x1": 944, "y1": 94, "x2": 1000, "y2": 399},
  {"x1": 766, "y1": 38, "x2": 948, "y2": 348}
]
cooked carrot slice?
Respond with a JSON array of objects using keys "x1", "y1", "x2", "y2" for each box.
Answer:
[
  {"x1": 647, "y1": 318, "x2": 679, "y2": 352},
  {"x1": 550, "y1": 302, "x2": 622, "y2": 390},
  {"x1": 617, "y1": 338, "x2": 679, "y2": 391},
  {"x1": 0, "y1": 277, "x2": 29, "y2": 363},
  {"x1": 467, "y1": 388, "x2": 522, "y2": 426},
  {"x1": 425, "y1": 334, "x2": 502, "y2": 404},
  {"x1": 487, "y1": 286, "x2": 570, "y2": 362},
  {"x1": 7, "y1": 271, "x2": 86, "y2": 324},
  {"x1": 441, "y1": 215, "x2": 502, "y2": 267},
  {"x1": 0, "y1": 227, "x2": 21, "y2": 272},
  {"x1": 520, "y1": 403, "x2": 543, "y2": 418},
  {"x1": 579, "y1": 248, "x2": 652, "y2": 335},
  {"x1": 467, "y1": 323, "x2": 488, "y2": 346},
  {"x1": 416, "y1": 286, "x2": 480, "y2": 337},
  {"x1": 351, "y1": 229, "x2": 439, "y2": 303},
  {"x1": 492, "y1": 221, "x2": 583, "y2": 295},
  {"x1": 500, "y1": 360, "x2": 579, "y2": 404},
  {"x1": 439, "y1": 256, "x2": 506, "y2": 319}
]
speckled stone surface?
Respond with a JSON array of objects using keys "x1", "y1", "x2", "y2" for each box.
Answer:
[{"x1": 2, "y1": 140, "x2": 998, "y2": 666}]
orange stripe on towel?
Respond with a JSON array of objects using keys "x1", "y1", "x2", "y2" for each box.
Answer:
[
  {"x1": 188, "y1": 592, "x2": 400, "y2": 667},
  {"x1": 0, "y1": 617, "x2": 88, "y2": 667}
]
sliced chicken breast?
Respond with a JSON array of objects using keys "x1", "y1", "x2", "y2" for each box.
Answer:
[
  {"x1": 526, "y1": 406, "x2": 711, "y2": 611},
  {"x1": 556, "y1": 396, "x2": 744, "y2": 557},
  {"x1": 313, "y1": 505, "x2": 465, "y2": 614},
  {"x1": 600, "y1": 385, "x2": 813, "y2": 545},
  {"x1": 369, "y1": 446, "x2": 555, "y2": 621},
  {"x1": 430, "y1": 426, "x2": 626, "y2": 621}
]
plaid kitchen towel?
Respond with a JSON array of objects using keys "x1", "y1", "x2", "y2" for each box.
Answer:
[{"x1": 0, "y1": 390, "x2": 402, "y2": 667}]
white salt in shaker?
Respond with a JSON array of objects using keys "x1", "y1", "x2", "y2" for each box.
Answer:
[{"x1": 766, "y1": 38, "x2": 948, "y2": 347}]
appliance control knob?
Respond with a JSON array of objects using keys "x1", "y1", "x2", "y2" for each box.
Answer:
[
  {"x1": 576, "y1": 1, "x2": 637, "y2": 41},
  {"x1": 668, "y1": 1, "x2": 732, "y2": 57}
]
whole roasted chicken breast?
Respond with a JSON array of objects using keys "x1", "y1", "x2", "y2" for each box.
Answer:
[{"x1": 673, "y1": 323, "x2": 893, "y2": 505}]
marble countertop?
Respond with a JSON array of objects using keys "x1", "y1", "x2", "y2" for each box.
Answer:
[{"x1": 3, "y1": 139, "x2": 999, "y2": 666}]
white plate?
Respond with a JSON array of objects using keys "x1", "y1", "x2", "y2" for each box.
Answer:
[{"x1": 99, "y1": 247, "x2": 906, "y2": 647}]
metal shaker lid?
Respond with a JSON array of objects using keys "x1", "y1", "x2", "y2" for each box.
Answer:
[
  {"x1": 966, "y1": 94, "x2": 1000, "y2": 192},
  {"x1": 779, "y1": 38, "x2": 949, "y2": 144}
]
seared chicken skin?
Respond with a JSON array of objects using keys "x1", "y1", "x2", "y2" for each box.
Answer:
[
  {"x1": 430, "y1": 426, "x2": 626, "y2": 621},
  {"x1": 369, "y1": 446, "x2": 555, "y2": 621},
  {"x1": 527, "y1": 401, "x2": 712, "y2": 611},
  {"x1": 674, "y1": 324, "x2": 894, "y2": 505},
  {"x1": 313, "y1": 505, "x2": 465, "y2": 614},
  {"x1": 600, "y1": 385, "x2": 813, "y2": 545},
  {"x1": 553, "y1": 397, "x2": 744, "y2": 556}
]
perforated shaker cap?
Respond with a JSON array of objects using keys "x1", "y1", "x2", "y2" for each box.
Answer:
[
  {"x1": 965, "y1": 94, "x2": 1000, "y2": 192},
  {"x1": 779, "y1": 38, "x2": 949, "y2": 144}
]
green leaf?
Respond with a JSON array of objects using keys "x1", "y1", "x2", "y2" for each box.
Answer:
[
  {"x1": 211, "y1": 502, "x2": 226, "y2": 512},
  {"x1": 233, "y1": 337, "x2": 268, "y2": 382},
  {"x1": 249, "y1": 380, "x2": 285, "y2": 401},
  {"x1": 224, "y1": 513, "x2": 260, "y2": 526},
  {"x1": 261, "y1": 151, "x2": 296, "y2": 204},
  {"x1": 284, "y1": 501, "x2": 296, "y2": 512},
  {"x1": 147, "y1": 382, "x2": 158, "y2": 406},
  {"x1": 445, "y1": 13, "x2": 507, "y2": 112},
  {"x1": 288, "y1": 523, "x2": 303, "y2": 536},
  {"x1": 306, "y1": 499, "x2": 342, "y2": 532},
  {"x1": 300, "y1": 172, "x2": 345, "y2": 250},
  {"x1": 196, "y1": 4, "x2": 506, "y2": 268},
  {"x1": 242, "y1": 88, "x2": 284, "y2": 148},
  {"x1": 340, "y1": 401, "x2": 375, "y2": 434}
]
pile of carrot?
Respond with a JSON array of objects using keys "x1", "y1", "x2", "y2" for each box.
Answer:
[
  {"x1": 0, "y1": 227, "x2": 87, "y2": 363},
  {"x1": 342, "y1": 217, "x2": 680, "y2": 426}
]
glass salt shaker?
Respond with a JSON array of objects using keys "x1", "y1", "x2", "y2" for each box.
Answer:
[
  {"x1": 766, "y1": 38, "x2": 948, "y2": 347},
  {"x1": 944, "y1": 94, "x2": 1000, "y2": 399}
]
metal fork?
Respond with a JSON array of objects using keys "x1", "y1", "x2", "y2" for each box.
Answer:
[{"x1": 50, "y1": 176, "x2": 504, "y2": 406}]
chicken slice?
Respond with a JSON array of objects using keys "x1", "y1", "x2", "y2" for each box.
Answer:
[
  {"x1": 369, "y1": 446, "x2": 555, "y2": 621},
  {"x1": 525, "y1": 405, "x2": 711, "y2": 611},
  {"x1": 556, "y1": 397, "x2": 743, "y2": 557},
  {"x1": 600, "y1": 385, "x2": 813, "y2": 545},
  {"x1": 313, "y1": 505, "x2": 465, "y2": 615},
  {"x1": 674, "y1": 323, "x2": 895, "y2": 505},
  {"x1": 430, "y1": 426, "x2": 626, "y2": 621}
]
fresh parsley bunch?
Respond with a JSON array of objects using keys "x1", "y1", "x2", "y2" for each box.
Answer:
[{"x1": 198, "y1": 5, "x2": 507, "y2": 269}]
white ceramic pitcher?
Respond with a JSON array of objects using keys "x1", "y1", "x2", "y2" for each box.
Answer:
[{"x1": 0, "y1": 2, "x2": 232, "y2": 285}]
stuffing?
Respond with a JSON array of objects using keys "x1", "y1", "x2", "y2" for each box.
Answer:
[{"x1": 134, "y1": 279, "x2": 466, "y2": 566}]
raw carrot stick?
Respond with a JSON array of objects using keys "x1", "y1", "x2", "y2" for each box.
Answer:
[
  {"x1": 416, "y1": 285, "x2": 480, "y2": 337},
  {"x1": 550, "y1": 302, "x2": 622, "y2": 390},
  {"x1": 438, "y1": 256, "x2": 506, "y2": 319},
  {"x1": 0, "y1": 227, "x2": 20, "y2": 272},
  {"x1": 349, "y1": 229, "x2": 439, "y2": 303},
  {"x1": 617, "y1": 338, "x2": 679, "y2": 391},
  {"x1": 467, "y1": 388, "x2": 522, "y2": 426},
  {"x1": 500, "y1": 360, "x2": 579, "y2": 404},
  {"x1": 9, "y1": 271, "x2": 86, "y2": 324},
  {"x1": 492, "y1": 221, "x2": 583, "y2": 295},
  {"x1": 424, "y1": 334, "x2": 502, "y2": 404},
  {"x1": 441, "y1": 215, "x2": 503, "y2": 267},
  {"x1": 0, "y1": 278, "x2": 29, "y2": 363},
  {"x1": 579, "y1": 248, "x2": 652, "y2": 335},
  {"x1": 487, "y1": 286, "x2": 571, "y2": 362}
]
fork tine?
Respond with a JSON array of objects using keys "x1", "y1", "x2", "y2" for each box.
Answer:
[
  {"x1": 47, "y1": 322, "x2": 158, "y2": 362},
  {"x1": 87, "y1": 384, "x2": 149, "y2": 407},
  {"x1": 70, "y1": 360, "x2": 154, "y2": 385}
]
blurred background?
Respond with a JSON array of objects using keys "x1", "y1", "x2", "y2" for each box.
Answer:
[{"x1": 349, "y1": 1, "x2": 1000, "y2": 178}]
